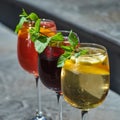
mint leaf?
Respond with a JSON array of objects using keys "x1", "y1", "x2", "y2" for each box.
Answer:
[
  {"x1": 15, "y1": 9, "x2": 40, "y2": 33},
  {"x1": 29, "y1": 29, "x2": 40, "y2": 42},
  {"x1": 61, "y1": 45, "x2": 73, "y2": 52},
  {"x1": 15, "y1": 9, "x2": 28, "y2": 33},
  {"x1": 57, "y1": 52, "x2": 71, "y2": 67},
  {"x1": 57, "y1": 30, "x2": 80, "y2": 67},
  {"x1": 27, "y1": 12, "x2": 39, "y2": 21},
  {"x1": 29, "y1": 19, "x2": 41, "y2": 42},
  {"x1": 50, "y1": 32, "x2": 64, "y2": 41},
  {"x1": 35, "y1": 36, "x2": 50, "y2": 53},
  {"x1": 35, "y1": 19, "x2": 40, "y2": 32},
  {"x1": 33, "y1": 32, "x2": 64, "y2": 54},
  {"x1": 19, "y1": 9, "x2": 28, "y2": 17},
  {"x1": 15, "y1": 17, "x2": 27, "y2": 33},
  {"x1": 68, "y1": 30, "x2": 79, "y2": 48},
  {"x1": 75, "y1": 49, "x2": 88, "y2": 57}
]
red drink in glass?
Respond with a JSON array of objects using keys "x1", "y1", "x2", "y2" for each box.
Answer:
[
  {"x1": 17, "y1": 20, "x2": 56, "y2": 77},
  {"x1": 16, "y1": 13, "x2": 57, "y2": 119}
]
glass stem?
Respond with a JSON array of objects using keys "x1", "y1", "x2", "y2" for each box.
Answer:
[
  {"x1": 81, "y1": 110, "x2": 88, "y2": 120},
  {"x1": 56, "y1": 92, "x2": 62, "y2": 120},
  {"x1": 35, "y1": 76, "x2": 42, "y2": 116}
]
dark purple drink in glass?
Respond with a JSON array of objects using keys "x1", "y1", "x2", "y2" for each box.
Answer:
[{"x1": 38, "y1": 46, "x2": 64, "y2": 94}]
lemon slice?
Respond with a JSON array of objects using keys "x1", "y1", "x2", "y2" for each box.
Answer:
[{"x1": 74, "y1": 54, "x2": 106, "y2": 65}]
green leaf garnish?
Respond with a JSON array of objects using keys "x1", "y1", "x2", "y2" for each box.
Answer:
[
  {"x1": 61, "y1": 46, "x2": 73, "y2": 52},
  {"x1": 34, "y1": 19, "x2": 41, "y2": 33},
  {"x1": 35, "y1": 36, "x2": 50, "y2": 53},
  {"x1": 27, "y1": 12, "x2": 39, "y2": 21},
  {"x1": 57, "y1": 31, "x2": 80, "y2": 67},
  {"x1": 74, "y1": 49, "x2": 88, "y2": 58},
  {"x1": 79, "y1": 49, "x2": 88, "y2": 55},
  {"x1": 50, "y1": 32, "x2": 64, "y2": 41},
  {"x1": 68, "y1": 30, "x2": 78, "y2": 48},
  {"x1": 57, "y1": 52, "x2": 71, "y2": 67},
  {"x1": 19, "y1": 9, "x2": 28, "y2": 17},
  {"x1": 34, "y1": 32, "x2": 64, "y2": 53},
  {"x1": 15, "y1": 17, "x2": 27, "y2": 33},
  {"x1": 15, "y1": 9, "x2": 40, "y2": 33},
  {"x1": 16, "y1": 9, "x2": 88, "y2": 68},
  {"x1": 15, "y1": 9, "x2": 64, "y2": 54}
]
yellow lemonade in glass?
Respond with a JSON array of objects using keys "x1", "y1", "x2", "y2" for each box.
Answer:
[{"x1": 61, "y1": 43, "x2": 110, "y2": 110}]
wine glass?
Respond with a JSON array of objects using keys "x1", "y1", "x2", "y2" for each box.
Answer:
[
  {"x1": 38, "y1": 30, "x2": 79, "y2": 120},
  {"x1": 17, "y1": 18, "x2": 56, "y2": 120},
  {"x1": 61, "y1": 43, "x2": 110, "y2": 120}
]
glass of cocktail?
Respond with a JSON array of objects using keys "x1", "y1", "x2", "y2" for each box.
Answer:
[
  {"x1": 17, "y1": 12, "x2": 56, "y2": 119},
  {"x1": 61, "y1": 43, "x2": 110, "y2": 120}
]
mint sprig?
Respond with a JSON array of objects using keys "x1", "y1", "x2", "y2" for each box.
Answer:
[
  {"x1": 29, "y1": 19, "x2": 41, "y2": 42},
  {"x1": 28, "y1": 18, "x2": 64, "y2": 53},
  {"x1": 15, "y1": 9, "x2": 65, "y2": 53},
  {"x1": 15, "y1": 9, "x2": 39, "y2": 33},
  {"x1": 33, "y1": 32, "x2": 64, "y2": 53},
  {"x1": 74, "y1": 49, "x2": 88, "y2": 58},
  {"x1": 68, "y1": 30, "x2": 79, "y2": 48},
  {"x1": 15, "y1": 9, "x2": 86, "y2": 68},
  {"x1": 57, "y1": 30, "x2": 79, "y2": 67},
  {"x1": 57, "y1": 51, "x2": 71, "y2": 68}
]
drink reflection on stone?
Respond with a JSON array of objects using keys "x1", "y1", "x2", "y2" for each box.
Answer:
[
  {"x1": 61, "y1": 43, "x2": 110, "y2": 120},
  {"x1": 38, "y1": 30, "x2": 79, "y2": 120},
  {"x1": 17, "y1": 19, "x2": 56, "y2": 120}
]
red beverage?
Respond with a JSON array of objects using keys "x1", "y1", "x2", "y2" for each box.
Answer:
[
  {"x1": 38, "y1": 46, "x2": 64, "y2": 92},
  {"x1": 40, "y1": 19, "x2": 56, "y2": 36},
  {"x1": 17, "y1": 20, "x2": 56, "y2": 77}
]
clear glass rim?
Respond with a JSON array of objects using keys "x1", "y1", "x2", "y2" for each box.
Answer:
[
  {"x1": 41, "y1": 18, "x2": 55, "y2": 22},
  {"x1": 57, "y1": 30, "x2": 80, "y2": 41},
  {"x1": 57, "y1": 30, "x2": 77, "y2": 34},
  {"x1": 79, "y1": 42, "x2": 107, "y2": 51}
]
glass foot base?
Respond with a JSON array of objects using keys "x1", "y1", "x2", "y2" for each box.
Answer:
[
  {"x1": 32, "y1": 112, "x2": 51, "y2": 120},
  {"x1": 32, "y1": 115, "x2": 48, "y2": 120}
]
